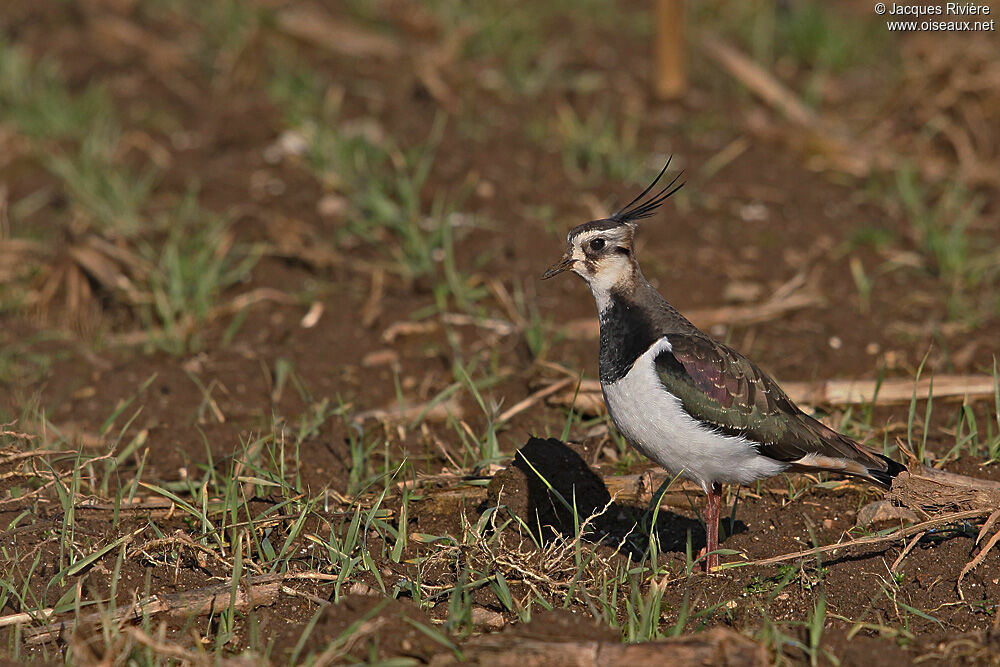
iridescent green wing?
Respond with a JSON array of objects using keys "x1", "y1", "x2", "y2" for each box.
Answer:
[{"x1": 655, "y1": 333, "x2": 878, "y2": 466}]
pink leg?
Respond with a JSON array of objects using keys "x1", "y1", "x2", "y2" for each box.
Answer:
[{"x1": 704, "y1": 483, "x2": 722, "y2": 573}]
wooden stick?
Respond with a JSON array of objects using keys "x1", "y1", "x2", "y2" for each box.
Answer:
[
  {"x1": 21, "y1": 575, "x2": 285, "y2": 645},
  {"x1": 498, "y1": 377, "x2": 575, "y2": 424},
  {"x1": 975, "y1": 508, "x2": 1000, "y2": 544},
  {"x1": 888, "y1": 469, "x2": 1000, "y2": 514},
  {"x1": 701, "y1": 33, "x2": 816, "y2": 126},
  {"x1": 780, "y1": 375, "x2": 999, "y2": 407},
  {"x1": 958, "y1": 527, "x2": 1000, "y2": 600},
  {"x1": 351, "y1": 395, "x2": 463, "y2": 425},
  {"x1": 454, "y1": 627, "x2": 768, "y2": 667},
  {"x1": 546, "y1": 374, "x2": 999, "y2": 415},
  {"x1": 275, "y1": 6, "x2": 401, "y2": 59},
  {"x1": 721, "y1": 508, "x2": 992, "y2": 570},
  {"x1": 890, "y1": 531, "x2": 925, "y2": 573},
  {"x1": 653, "y1": 0, "x2": 686, "y2": 100},
  {"x1": 360, "y1": 269, "x2": 385, "y2": 328},
  {"x1": 0, "y1": 608, "x2": 59, "y2": 630}
]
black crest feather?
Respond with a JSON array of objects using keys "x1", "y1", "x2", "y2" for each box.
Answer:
[{"x1": 609, "y1": 157, "x2": 684, "y2": 225}]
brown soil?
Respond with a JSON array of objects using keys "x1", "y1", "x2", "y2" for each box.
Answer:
[{"x1": 1, "y1": 1, "x2": 998, "y2": 664}]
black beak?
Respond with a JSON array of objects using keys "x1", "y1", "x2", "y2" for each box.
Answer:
[{"x1": 542, "y1": 253, "x2": 575, "y2": 279}]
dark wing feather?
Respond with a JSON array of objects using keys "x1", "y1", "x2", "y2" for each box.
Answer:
[{"x1": 655, "y1": 333, "x2": 885, "y2": 472}]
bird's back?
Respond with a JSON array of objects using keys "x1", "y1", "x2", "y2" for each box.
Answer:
[{"x1": 598, "y1": 277, "x2": 902, "y2": 488}]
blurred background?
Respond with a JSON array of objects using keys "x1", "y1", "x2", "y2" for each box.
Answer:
[
  {"x1": 2, "y1": 0, "x2": 996, "y2": 364},
  {"x1": 0, "y1": 0, "x2": 999, "y2": 661}
]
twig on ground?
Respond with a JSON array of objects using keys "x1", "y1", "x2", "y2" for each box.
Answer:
[
  {"x1": 722, "y1": 509, "x2": 991, "y2": 570},
  {"x1": 21, "y1": 574, "x2": 286, "y2": 645},
  {"x1": 275, "y1": 5, "x2": 401, "y2": 59},
  {"x1": 975, "y1": 508, "x2": 1000, "y2": 544},
  {"x1": 351, "y1": 395, "x2": 463, "y2": 425},
  {"x1": 440, "y1": 312, "x2": 516, "y2": 336},
  {"x1": 382, "y1": 319, "x2": 438, "y2": 343},
  {"x1": 890, "y1": 531, "x2": 926, "y2": 573},
  {"x1": 699, "y1": 32, "x2": 884, "y2": 178},
  {"x1": 957, "y1": 506, "x2": 1000, "y2": 600},
  {"x1": 700, "y1": 33, "x2": 817, "y2": 126},
  {"x1": 546, "y1": 374, "x2": 1000, "y2": 415},
  {"x1": 451, "y1": 627, "x2": 769, "y2": 666},
  {"x1": 106, "y1": 288, "x2": 297, "y2": 346},
  {"x1": 497, "y1": 377, "x2": 575, "y2": 424},
  {"x1": 957, "y1": 527, "x2": 1000, "y2": 600},
  {"x1": 360, "y1": 268, "x2": 385, "y2": 328},
  {"x1": 300, "y1": 300, "x2": 324, "y2": 328},
  {"x1": 785, "y1": 375, "x2": 1000, "y2": 407},
  {"x1": 888, "y1": 469, "x2": 1000, "y2": 515}
]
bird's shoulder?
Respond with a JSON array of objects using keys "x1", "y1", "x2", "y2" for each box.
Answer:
[{"x1": 654, "y1": 332, "x2": 797, "y2": 422}]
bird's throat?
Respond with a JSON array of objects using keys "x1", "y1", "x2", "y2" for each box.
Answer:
[{"x1": 597, "y1": 290, "x2": 661, "y2": 384}]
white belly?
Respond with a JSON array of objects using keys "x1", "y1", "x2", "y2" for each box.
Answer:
[{"x1": 601, "y1": 338, "x2": 788, "y2": 491}]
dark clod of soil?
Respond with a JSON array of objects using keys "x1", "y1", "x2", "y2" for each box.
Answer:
[{"x1": 485, "y1": 437, "x2": 613, "y2": 541}]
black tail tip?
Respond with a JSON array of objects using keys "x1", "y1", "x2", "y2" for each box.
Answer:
[{"x1": 868, "y1": 454, "x2": 907, "y2": 488}]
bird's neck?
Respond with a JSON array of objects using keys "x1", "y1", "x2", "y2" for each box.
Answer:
[{"x1": 594, "y1": 272, "x2": 697, "y2": 384}]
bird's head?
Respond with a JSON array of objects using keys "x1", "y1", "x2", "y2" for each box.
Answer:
[{"x1": 542, "y1": 160, "x2": 683, "y2": 296}]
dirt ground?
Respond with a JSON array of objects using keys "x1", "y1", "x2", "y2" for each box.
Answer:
[{"x1": 1, "y1": 0, "x2": 999, "y2": 664}]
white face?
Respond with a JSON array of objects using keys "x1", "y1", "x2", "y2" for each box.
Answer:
[
  {"x1": 568, "y1": 228, "x2": 634, "y2": 291},
  {"x1": 564, "y1": 227, "x2": 636, "y2": 310}
]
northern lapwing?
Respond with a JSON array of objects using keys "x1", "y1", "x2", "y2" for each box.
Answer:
[{"x1": 542, "y1": 160, "x2": 905, "y2": 572}]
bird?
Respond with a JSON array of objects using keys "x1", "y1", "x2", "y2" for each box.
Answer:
[{"x1": 542, "y1": 160, "x2": 905, "y2": 572}]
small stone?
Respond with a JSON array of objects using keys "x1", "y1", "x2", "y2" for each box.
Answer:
[
  {"x1": 348, "y1": 582, "x2": 377, "y2": 597},
  {"x1": 300, "y1": 301, "x2": 324, "y2": 329},
  {"x1": 181, "y1": 355, "x2": 205, "y2": 373},
  {"x1": 476, "y1": 180, "x2": 495, "y2": 199},
  {"x1": 856, "y1": 500, "x2": 918, "y2": 526},
  {"x1": 883, "y1": 350, "x2": 903, "y2": 369},
  {"x1": 822, "y1": 519, "x2": 834, "y2": 529},
  {"x1": 585, "y1": 424, "x2": 609, "y2": 439},
  {"x1": 470, "y1": 607, "x2": 505, "y2": 629},
  {"x1": 72, "y1": 386, "x2": 96, "y2": 399},
  {"x1": 828, "y1": 336, "x2": 843, "y2": 350},
  {"x1": 361, "y1": 349, "x2": 399, "y2": 368},
  {"x1": 317, "y1": 194, "x2": 348, "y2": 219},
  {"x1": 264, "y1": 129, "x2": 308, "y2": 162},
  {"x1": 738, "y1": 202, "x2": 769, "y2": 222},
  {"x1": 865, "y1": 342, "x2": 881, "y2": 355}
]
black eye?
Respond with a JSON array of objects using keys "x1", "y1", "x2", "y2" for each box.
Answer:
[{"x1": 589, "y1": 238, "x2": 606, "y2": 252}]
